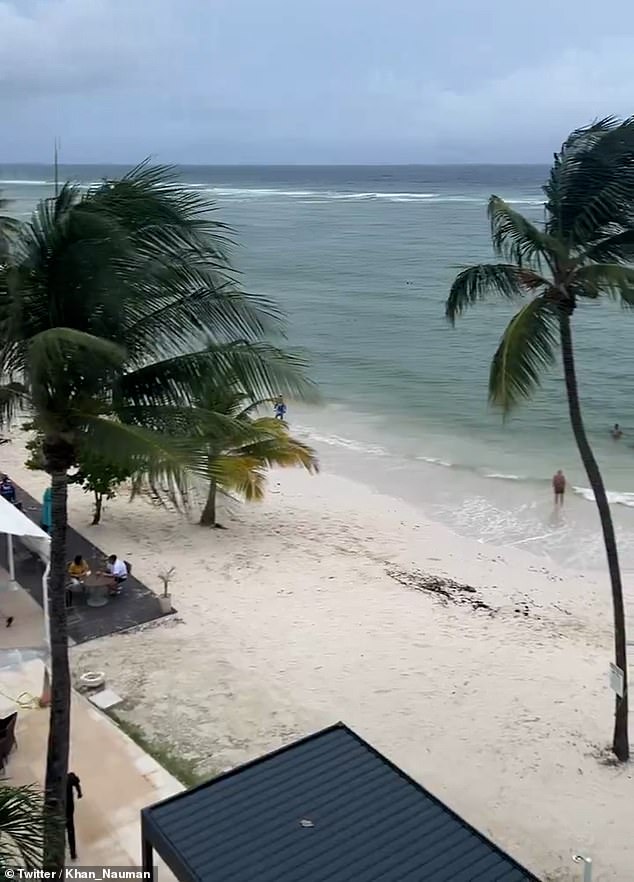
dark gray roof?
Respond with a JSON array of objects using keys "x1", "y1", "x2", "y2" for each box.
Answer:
[{"x1": 142, "y1": 723, "x2": 541, "y2": 882}]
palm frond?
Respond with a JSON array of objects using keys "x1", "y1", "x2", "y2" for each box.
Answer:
[
  {"x1": 445, "y1": 263, "x2": 546, "y2": 324},
  {"x1": 27, "y1": 329, "x2": 126, "y2": 420},
  {"x1": 29, "y1": 328, "x2": 126, "y2": 372},
  {"x1": 122, "y1": 271, "x2": 283, "y2": 359},
  {"x1": 236, "y1": 397, "x2": 277, "y2": 420},
  {"x1": 212, "y1": 427, "x2": 318, "y2": 501},
  {"x1": 85, "y1": 161, "x2": 234, "y2": 262},
  {"x1": 0, "y1": 380, "x2": 30, "y2": 428},
  {"x1": 204, "y1": 342, "x2": 318, "y2": 403},
  {"x1": 210, "y1": 454, "x2": 268, "y2": 501},
  {"x1": 489, "y1": 295, "x2": 560, "y2": 412},
  {"x1": 488, "y1": 197, "x2": 559, "y2": 269},
  {"x1": 82, "y1": 415, "x2": 211, "y2": 479},
  {"x1": 0, "y1": 784, "x2": 44, "y2": 870},
  {"x1": 114, "y1": 403, "x2": 242, "y2": 444},
  {"x1": 8, "y1": 197, "x2": 132, "y2": 346},
  {"x1": 117, "y1": 341, "x2": 317, "y2": 412},
  {"x1": 230, "y1": 420, "x2": 319, "y2": 470},
  {"x1": 573, "y1": 264, "x2": 634, "y2": 307},
  {"x1": 544, "y1": 116, "x2": 634, "y2": 246},
  {"x1": 583, "y1": 228, "x2": 634, "y2": 263}
]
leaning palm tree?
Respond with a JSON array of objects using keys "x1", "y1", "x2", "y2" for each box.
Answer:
[
  {"x1": 0, "y1": 165, "x2": 314, "y2": 867},
  {"x1": 446, "y1": 117, "x2": 634, "y2": 762},
  {"x1": 193, "y1": 379, "x2": 318, "y2": 527},
  {"x1": 0, "y1": 784, "x2": 44, "y2": 870}
]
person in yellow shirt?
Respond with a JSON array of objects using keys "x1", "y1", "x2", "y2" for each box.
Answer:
[{"x1": 67, "y1": 555, "x2": 91, "y2": 583}]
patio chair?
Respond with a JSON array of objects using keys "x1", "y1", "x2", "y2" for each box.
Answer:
[{"x1": 66, "y1": 563, "x2": 89, "y2": 607}]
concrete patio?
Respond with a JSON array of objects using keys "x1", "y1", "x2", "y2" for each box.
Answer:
[
  {"x1": 1, "y1": 577, "x2": 182, "y2": 874},
  {"x1": 1, "y1": 578, "x2": 44, "y2": 653},
  {"x1": 0, "y1": 480, "x2": 172, "y2": 643}
]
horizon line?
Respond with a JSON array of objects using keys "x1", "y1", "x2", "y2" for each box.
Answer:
[{"x1": 0, "y1": 160, "x2": 550, "y2": 168}]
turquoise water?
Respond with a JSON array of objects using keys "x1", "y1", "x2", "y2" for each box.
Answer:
[{"x1": 3, "y1": 164, "x2": 634, "y2": 571}]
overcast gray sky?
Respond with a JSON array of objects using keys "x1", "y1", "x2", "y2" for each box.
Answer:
[{"x1": 1, "y1": 0, "x2": 633, "y2": 164}]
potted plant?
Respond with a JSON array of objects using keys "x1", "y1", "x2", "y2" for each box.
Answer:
[{"x1": 157, "y1": 567, "x2": 175, "y2": 614}]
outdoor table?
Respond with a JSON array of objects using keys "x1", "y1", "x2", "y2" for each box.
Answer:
[{"x1": 84, "y1": 573, "x2": 112, "y2": 608}]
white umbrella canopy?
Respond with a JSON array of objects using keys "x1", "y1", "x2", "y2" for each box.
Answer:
[
  {"x1": 0, "y1": 494, "x2": 52, "y2": 665},
  {"x1": 0, "y1": 495, "x2": 50, "y2": 578}
]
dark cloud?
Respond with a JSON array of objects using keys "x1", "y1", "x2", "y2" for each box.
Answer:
[{"x1": 1, "y1": 0, "x2": 632, "y2": 162}]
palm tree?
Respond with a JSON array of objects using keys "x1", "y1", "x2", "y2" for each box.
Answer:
[
  {"x1": 193, "y1": 380, "x2": 318, "y2": 527},
  {"x1": 446, "y1": 118, "x2": 634, "y2": 762},
  {"x1": 0, "y1": 784, "x2": 44, "y2": 870},
  {"x1": 0, "y1": 165, "x2": 314, "y2": 866}
]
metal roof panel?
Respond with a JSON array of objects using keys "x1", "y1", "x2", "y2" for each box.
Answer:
[{"x1": 142, "y1": 723, "x2": 541, "y2": 882}]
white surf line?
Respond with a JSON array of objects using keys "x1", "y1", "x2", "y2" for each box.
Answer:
[{"x1": 510, "y1": 532, "x2": 559, "y2": 546}]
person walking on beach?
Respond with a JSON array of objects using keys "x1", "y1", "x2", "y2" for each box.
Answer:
[
  {"x1": 552, "y1": 469, "x2": 566, "y2": 506},
  {"x1": 274, "y1": 396, "x2": 287, "y2": 420},
  {"x1": 66, "y1": 771, "x2": 82, "y2": 861}
]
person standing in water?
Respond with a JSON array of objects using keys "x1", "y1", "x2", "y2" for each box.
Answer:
[
  {"x1": 552, "y1": 470, "x2": 566, "y2": 506},
  {"x1": 611, "y1": 423, "x2": 623, "y2": 439},
  {"x1": 274, "y1": 396, "x2": 287, "y2": 420}
]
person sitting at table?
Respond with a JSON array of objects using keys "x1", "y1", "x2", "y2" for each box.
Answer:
[
  {"x1": 101, "y1": 554, "x2": 128, "y2": 596},
  {"x1": 67, "y1": 555, "x2": 91, "y2": 586}
]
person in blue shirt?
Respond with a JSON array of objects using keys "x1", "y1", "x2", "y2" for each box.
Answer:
[
  {"x1": 0, "y1": 475, "x2": 22, "y2": 511},
  {"x1": 0, "y1": 475, "x2": 16, "y2": 504},
  {"x1": 41, "y1": 485, "x2": 52, "y2": 533},
  {"x1": 274, "y1": 396, "x2": 287, "y2": 420}
]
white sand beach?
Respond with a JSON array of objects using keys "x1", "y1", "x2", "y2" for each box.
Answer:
[{"x1": 2, "y1": 428, "x2": 633, "y2": 880}]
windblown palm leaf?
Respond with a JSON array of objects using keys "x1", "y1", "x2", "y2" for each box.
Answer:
[
  {"x1": 212, "y1": 424, "x2": 317, "y2": 503},
  {"x1": 544, "y1": 116, "x2": 634, "y2": 250},
  {"x1": 444, "y1": 116, "x2": 634, "y2": 761},
  {"x1": 0, "y1": 784, "x2": 44, "y2": 870},
  {"x1": 488, "y1": 296, "x2": 560, "y2": 408},
  {"x1": 488, "y1": 197, "x2": 561, "y2": 269},
  {"x1": 446, "y1": 263, "x2": 546, "y2": 325}
]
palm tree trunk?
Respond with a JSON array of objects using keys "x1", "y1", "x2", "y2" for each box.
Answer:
[
  {"x1": 91, "y1": 491, "x2": 103, "y2": 525},
  {"x1": 199, "y1": 479, "x2": 217, "y2": 527},
  {"x1": 43, "y1": 469, "x2": 71, "y2": 869},
  {"x1": 559, "y1": 313, "x2": 629, "y2": 761}
]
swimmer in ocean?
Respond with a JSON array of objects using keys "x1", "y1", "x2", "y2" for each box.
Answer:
[{"x1": 611, "y1": 423, "x2": 623, "y2": 439}]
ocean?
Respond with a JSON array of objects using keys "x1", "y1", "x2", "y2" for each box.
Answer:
[{"x1": 3, "y1": 162, "x2": 634, "y2": 572}]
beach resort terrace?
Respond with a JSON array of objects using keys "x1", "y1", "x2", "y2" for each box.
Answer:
[{"x1": 0, "y1": 574, "x2": 181, "y2": 874}]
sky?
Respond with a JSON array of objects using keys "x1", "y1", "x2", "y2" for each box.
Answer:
[{"x1": 1, "y1": 0, "x2": 633, "y2": 164}]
